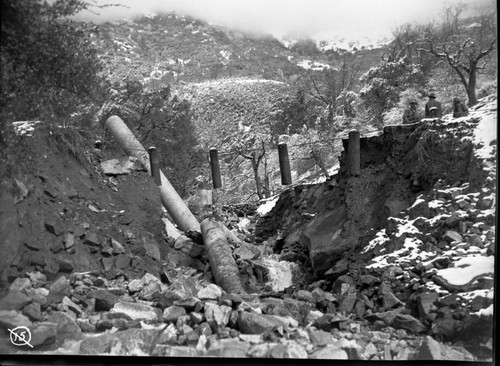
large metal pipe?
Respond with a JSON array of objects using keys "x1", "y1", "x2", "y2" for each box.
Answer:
[
  {"x1": 103, "y1": 116, "x2": 200, "y2": 233},
  {"x1": 201, "y1": 219, "x2": 246, "y2": 294}
]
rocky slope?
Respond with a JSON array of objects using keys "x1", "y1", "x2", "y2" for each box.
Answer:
[{"x1": 0, "y1": 96, "x2": 495, "y2": 361}]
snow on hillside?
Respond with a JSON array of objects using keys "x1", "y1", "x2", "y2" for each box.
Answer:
[
  {"x1": 312, "y1": 30, "x2": 392, "y2": 52},
  {"x1": 296, "y1": 60, "x2": 335, "y2": 71}
]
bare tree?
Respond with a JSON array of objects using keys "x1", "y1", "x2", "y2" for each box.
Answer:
[
  {"x1": 300, "y1": 51, "x2": 361, "y2": 124},
  {"x1": 234, "y1": 140, "x2": 269, "y2": 200},
  {"x1": 418, "y1": 2, "x2": 497, "y2": 106}
]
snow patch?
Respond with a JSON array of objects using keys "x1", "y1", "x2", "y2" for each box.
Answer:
[
  {"x1": 473, "y1": 113, "x2": 496, "y2": 160},
  {"x1": 434, "y1": 256, "x2": 494, "y2": 287},
  {"x1": 297, "y1": 60, "x2": 334, "y2": 71},
  {"x1": 12, "y1": 121, "x2": 42, "y2": 136},
  {"x1": 257, "y1": 196, "x2": 279, "y2": 216}
]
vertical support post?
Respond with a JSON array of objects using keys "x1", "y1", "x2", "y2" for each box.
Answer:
[
  {"x1": 209, "y1": 148, "x2": 222, "y2": 189},
  {"x1": 148, "y1": 147, "x2": 161, "y2": 186},
  {"x1": 278, "y1": 143, "x2": 292, "y2": 185},
  {"x1": 348, "y1": 130, "x2": 360, "y2": 176}
]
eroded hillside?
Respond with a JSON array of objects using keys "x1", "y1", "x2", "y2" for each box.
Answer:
[{"x1": 0, "y1": 96, "x2": 495, "y2": 361}]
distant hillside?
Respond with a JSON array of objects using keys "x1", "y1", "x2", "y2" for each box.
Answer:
[
  {"x1": 94, "y1": 12, "x2": 388, "y2": 86},
  {"x1": 176, "y1": 78, "x2": 294, "y2": 148}
]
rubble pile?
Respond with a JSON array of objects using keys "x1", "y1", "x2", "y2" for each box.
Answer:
[{"x1": 0, "y1": 267, "x2": 477, "y2": 360}]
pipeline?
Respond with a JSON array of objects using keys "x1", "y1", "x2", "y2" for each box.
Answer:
[{"x1": 102, "y1": 115, "x2": 200, "y2": 233}]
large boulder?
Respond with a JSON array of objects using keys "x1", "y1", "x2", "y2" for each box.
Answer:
[{"x1": 300, "y1": 205, "x2": 349, "y2": 276}]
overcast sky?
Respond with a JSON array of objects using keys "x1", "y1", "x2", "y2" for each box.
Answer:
[{"x1": 77, "y1": 0, "x2": 494, "y2": 40}]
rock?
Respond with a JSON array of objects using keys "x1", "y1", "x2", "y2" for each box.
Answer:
[
  {"x1": 110, "y1": 238, "x2": 126, "y2": 254},
  {"x1": 62, "y1": 296, "x2": 82, "y2": 315},
  {"x1": 79, "y1": 333, "x2": 118, "y2": 355},
  {"x1": 0, "y1": 310, "x2": 32, "y2": 329},
  {"x1": 57, "y1": 258, "x2": 74, "y2": 272},
  {"x1": 248, "y1": 343, "x2": 275, "y2": 358},
  {"x1": 379, "y1": 282, "x2": 404, "y2": 309},
  {"x1": 100, "y1": 157, "x2": 143, "y2": 175},
  {"x1": 63, "y1": 233, "x2": 75, "y2": 249},
  {"x1": 26, "y1": 271, "x2": 46, "y2": 283},
  {"x1": 324, "y1": 258, "x2": 350, "y2": 280},
  {"x1": 234, "y1": 243, "x2": 260, "y2": 260},
  {"x1": 110, "y1": 301, "x2": 159, "y2": 322},
  {"x1": 237, "y1": 312, "x2": 290, "y2": 334},
  {"x1": 22, "y1": 302, "x2": 42, "y2": 321},
  {"x1": 310, "y1": 345, "x2": 349, "y2": 359},
  {"x1": 141, "y1": 236, "x2": 161, "y2": 261},
  {"x1": 301, "y1": 206, "x2": 350, "y2": 276},
  {"x1": 294, "y1": 290, "x2": 315, "y2": 304},
  {"x1": 204, "y1": 302, "x2": 232, "y2": 332},
  {"x1": 47, "y1": 311, "x2": 81, "y2": 334},
  {"x1": 365, "y1": 308, "x2": 404, "y2": 326},
  {"x1": 30, "y1": 322, "x2": 58, "y2": 347},
  {"x1": 77, "y1": 319, "x2": 96, "y2": 333},
  {"x1": 308, "y1": 329, "x2": 334, "y2": 346},
  {"x1": 197, "y1": 284, "x2": 222, "y2": 301},
  {"x1": 312, "y1": 313, "x2": 349, "y2": 331},
  {"x1": 417, "y1": 292, "x2": 439, "y2": 321},
  {"x1": 138, "y1": 282, "x2": 161, "y2": 301},
  {"x1": 163, "y1": 219, "x2": 182, "y2": 241},
  {"x1": 127, "y1": 279, "x2": 143, "y2": 293},
  {"x1": 91, "y1": 290, "x2": 119, "y2": 311},
  {"x1": 190, "y1": 311, "x2": 204, "y2": 324},
  {"x1": 442, "y1": 230, "x2": 463, "y2": 243},
  {"x1": 270, "y1": 341, "x2": 308, "y2": 358},
  {"x1": 162, "y1": 306, "x2": 187, "y2": 323},
  {"x1": 339, "y1": 291, "x2": 357, "y2": 313},
  {"x1": 359, "y1": 274, "x2": 380, "y2": 286},
  {"x1": 332, "y1": 275, "x2": 355, "y2": 296},
  {"x1": 239, "y1": 334, "x2": 263, "y2": 344},
  {"x1": 174, "y1": 297, "x2": 202, "y2": 312},
  {"x1": 392, "y1": 313, "x2": 427, "y2": 333},
  {"x1": 114, "y1": 254, "x2": 131, "y2": 270},
  {"x1": 209, "y1": 339, "x2": 250, "y2": 357},
  {"x1": 9, "y1": 278, "x2": 31, "y2": 292},
  {"x1": 467, "y1": 234, "x2": 484, "y2": 248},
  {"x1": 158, "y1": 290, "x2": 185, "y2": 309},
  {"x1": 339, "y1": 338, "x2": 363, "y2": 359},
  {"x1": 84, "y1": 232, "x2": 101, "y2": 246},
  {"x1": 24, "y1": 287, "x2": 49, "y2": 305},
  {"x1": 407, "y1": 199, "x2": 431, "y2": 219},
  {"x1": 220, "y1": 293, "x2": 243, "y2": 309},
  {"x1": 311, "y1": 288, "x2": 337, "y2": 303},
  {"x1": 363, "y1": 342, "x2": 379, "y2": 359},
  {"x1": 0, "y1": 291, "x2": 32, "y2": 310},
  {"x1": 45, "y1": 215, "x2": 64, "y2": 236},
  {"x1": 416, "y1": 335, "x2": 475, "y2": 361},
  {"x1": 174, "y1": 235, "x2": 205, "y2": 258}
]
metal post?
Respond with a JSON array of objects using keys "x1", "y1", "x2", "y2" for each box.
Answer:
[
  {"x1": 209, "y1": 148, "x2": 222, "y2": 189},
  {"x1": 278, "y1": 143, "x2": 292, "y2": 185},
  {"x1": 148, "y1": 147, "x2": 161, "y2": 186},
  {"x1": 348, "y1": 130, "x2": 360, "y2": 176}
]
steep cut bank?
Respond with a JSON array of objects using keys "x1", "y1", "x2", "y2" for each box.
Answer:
[
  {"x1": 256, "y1": 95, "x2": 496, "y2": 352},
  {"x1": 0, "y1": 126, "x2": 205, "y2": 293}
]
